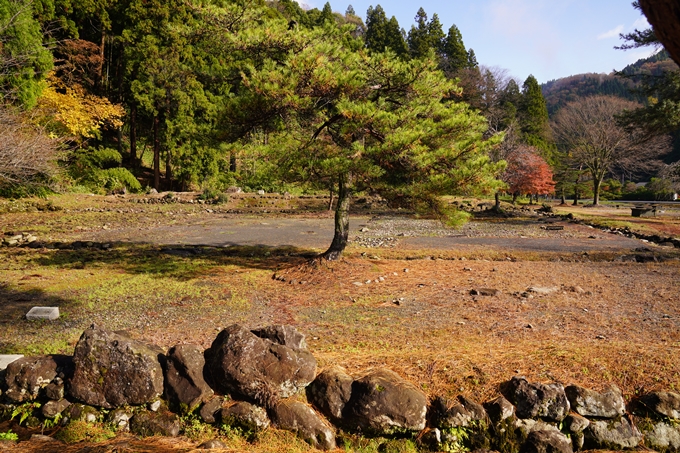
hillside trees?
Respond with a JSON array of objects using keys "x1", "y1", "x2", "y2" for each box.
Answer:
[
  {"x1": 364, "y1": 5, "x2": 407, "y2": 57},
  {"x1": 552, "y1": 95, "x2": 668, "y2": 205},
  {"x1": 407, "y1": 8, "x2": 444, "y2": 59},
  {"x1": 216, "y1": 19, "x2": 504, "y2": 259}
]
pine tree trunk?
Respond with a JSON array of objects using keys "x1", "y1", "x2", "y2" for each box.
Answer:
[
  {"x1": 230, "y1": 151, "x2": 236, "y2": 173},
  {"x1": 322, "y1": 173, "x2": 351, "y2": 260},
  {"x1": 130, "y1": 105, "x2": 137, "y2": 168},
  {"x1": 328, "y1": 183, "x2": 334, "y2": 211},
  {"x1": 165, "y1": 149, "x2": 172, "y2": 190},
  {"x1": 153, "y1": 115, "x2": 160, "y2": 191},
  {"x1": 512, "y1": 193, "x2": 517, "y2": 204},
  {"x1": 573, "y1": 188, "x2": 579, "y2": 206},
  {"x1": 493, "y1": 191, "x2": 501, "y2": 211}
]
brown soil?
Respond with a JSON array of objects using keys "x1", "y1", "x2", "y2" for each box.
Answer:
[{"x1": 1, "y1": 194, "x2": 679, "y2": 452}]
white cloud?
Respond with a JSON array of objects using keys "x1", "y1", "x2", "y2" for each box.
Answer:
[
  {"x1": 597, "y1": 25, "x2": 624, "y2": 40},
  {"x1": 632, "y1": 16, "x2": 650, "y2": 30}
]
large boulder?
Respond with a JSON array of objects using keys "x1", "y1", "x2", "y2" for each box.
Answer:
[
  {"x1": 163, "y1": 344, "x2": 213, "y2": 413},
  {"x1": 504, "y1": 376, "x2": 570, "y2": 422},
  {"x1": 220, "y1": 401, "x2": 270, "y2": 434},
  {"x1": 204, "y1": 324, "x2": 316, "y2": 408},
  {"x1": 639, "y1": 391, "x2": 680, "y2": 419},
  {"x1": 4, "y1": 355, "x2": 72, "y2": 403},
  {"x1": 564, "y1": 384, "x2": 625, "y2": 418},
  {"x1": 271, "y1": 400, "x2": 336, "y2": 451},
  {"x1": 584, "y1": 416, "x2": 642, "y2": 450},
  {"x1": 521, "y1": 430, "x2": 573, "y2": 453},
  {"x1": 641, "y1": 421, "x2": 680, "y2": 451},
  {"x1": 130, "y1": 410, "x2": 180, "y2": 437},
  {"x1": 68, "y1": 325, "x2": 164, "y2": 408},
  {"x1": 343, "y1": 368, "x2": 428, "y2": 435},
  {"x1": 307, "y1": 366, "x2": 353, "y2": 421}
]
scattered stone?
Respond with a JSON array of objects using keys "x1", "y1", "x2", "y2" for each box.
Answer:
[
  {"x1": 307, "y1": 366, "x2": 353, "y2": 421},
  {"x1": 272, "y1": 400, "x2": 336, "y2": 450},
  {"x1": 204, "y1": 324, "x2": 316, "y2": 408},
  {"x1": 25, "y1": 307, "x2": 60, "y2": 321},
  {"x1": 343, "y1": 368, "x2": 427, "y2": 435},
  {"x1": 45, "y1": 382, "x2": 65, "y2": 400},
  {"x1": 65, "y1": 404, "x2": 99, "y2": 423},
  {"x1": 163, "y1": 344, "x2": 213, "y2": 413},
  {"x1": 470, "y1": 288, "x2": 500, "y2": 296},
  {"x1": 584, "y1": 417, "x2": 642, "y2": 449},
  {"x1": 565, "y1": 384, "x2": 625, "y2": 418},
  {"x1": 521, "y1": 429, "x2": 572, "y2": 453},
  {"x1": 220, "y1": 401, "x2": 270, "y2": 433},
  {"x1": 69, "y1": 325, "x2": 165, "y2": 408},
  {"x1": 4, "y1": 355, "x2": 72, "y2": 403},
  {"x1": 198, "y1": 439, "x2": 228, "y2": 449},
  {"x1": 526, "y1": 287, "x2": 559, "y2": 296},
  {"x1": 108, "y1": 408, "x2": 133, "y2": 431},
  {"x1": 130, "y1": 411, "x2": 180, "y2": 437},
  {"x1": 29, "y1": 434, "x2": 57, "y2": 443},
  {"x1": 149, "y1": 400, "x2": 162, "y2": 412},
  {"x1": 504, "y1": 376, "x2": 570, "y2": 422},
  {"x1": 226, "y1": 186, "x2": 242, "y2": 194},
  {"x1": 257, "y1": 190, "x2": 265, "y2": 195},
  {"x1": 567, "y1": 286, "x2": 585, "y2": 294},
  {"x1": 563, "y1": 413, "x2": 589, "y2": 433},
  {"x1": 638, "y1": 391, "x2": 680, "y2": 419}
]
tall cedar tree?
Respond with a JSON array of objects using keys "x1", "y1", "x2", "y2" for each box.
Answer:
[
  {"x1": 217, "y1": 19, "x2": 504, "y2": 259},
  {"x1": 407, "y1": 8, "x2": 444, "y2": 59},
  {"x1": 520, "y1": 75, "x2": 555, "y2": 160},
  {"x1": 365, "y1": 5, "x2": 407, "y2": 57},
  {"x1": 441, "y1": 24, "x2": 469, "y2": 73}
]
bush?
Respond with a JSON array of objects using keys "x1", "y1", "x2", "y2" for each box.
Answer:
[{"x1": 67, "y1": 147, "x2": 141, "y2": 193}]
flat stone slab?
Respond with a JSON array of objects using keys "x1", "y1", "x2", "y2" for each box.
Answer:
[
  {"x1": 26, "y1": 307, "x2": 60, "y2": 321},
  {"x1": 0, "y1": 355, "x2": 24, "y2": 371}
]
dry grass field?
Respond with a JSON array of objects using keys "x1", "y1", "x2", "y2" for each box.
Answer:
[{"x1": 1, "y1": 193, "x2": 679, "y2": 452}]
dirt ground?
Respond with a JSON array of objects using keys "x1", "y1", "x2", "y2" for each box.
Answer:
[{"x1": 1, "y1": 193, "x2": 679, "y2": 452}]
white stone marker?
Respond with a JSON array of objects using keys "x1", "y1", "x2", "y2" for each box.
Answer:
[
  {"x1": 26, "y1": 306, "x2": 60, "y2": 320},
  {"x1": 0, "y1": 355, "x2": 24, "y2": 371}
]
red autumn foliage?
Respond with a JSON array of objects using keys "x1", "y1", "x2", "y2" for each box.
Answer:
[{"x1": 504, "y1": 146, "x2": 555, "y2": 195}]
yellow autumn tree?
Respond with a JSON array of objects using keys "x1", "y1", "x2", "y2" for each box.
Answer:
[{"x1": 36, "y1": 73, "x2": 125, "y2": 142}]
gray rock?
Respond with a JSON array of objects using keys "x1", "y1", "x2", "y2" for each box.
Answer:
[
  {"x1": 163, "y1": 344, "x2": 213, "y2": 413},
  {"x1": 506, "y1": 376, "x2": 570, "y2": 422},
  {"x1": 64, "y1": 404, "x2": 100, "y2": 423},
  {"x1": 130, "y1": 411, "x2": 180, "y2": 437},
  {"x1": 484, "y1": 396, "x2": 515, "y2": 423},
  {"x1": 198, "y1": 439, "x2": 228, "y2": 449},
  {"x1": 584, "y1": 417, "x2": 642, "y2": 449},
  {"x1": 108, "y1": 408, "x2": 133, "y2": 431},
  {"x1": 639, "y1": 391, "x2": 680, "y2": 419},
  {"x1": 45, "y1": 382, "x2": 65, "y2": 401},
  {"x1": 470, "y1": 288, "x2": 500, "y2": 296},
  {"x1": 4, "y1": 355, "x2": 72, "y2": 403},
  {"x1": 251, "y1": 325, "x2": 308, "y2": 351},
  {"x1": 68, "y1": 325, "x2": 164, "y2": 408},
  {"x1": 432, "y1": 395, "x2": 486, "y2": 429},
  {"x1": 204, "y1": 324, "x2": 316, "y2": 408},
  {"x1": 642, "y1": 421, "x2": 680, "y2": 451},
  {"x1": 563, "y1": 413, "x2": 589, "y2": 433},
  {"x1": 200, "y1": 397, "x2": 224, "y2": 424},
  {"x1": 343, "y1": 368, "x2": 428, "y2": 435},
  {"x1": 565, "y1": 385, "x2": 625, "y2": 418},
  {"x1": 271, "y1": 400, "x2": 336, "y2": 450},
  {"x1": 521, "y1": 430, "x2": 572, "y2": 453},
  {"x1": 220, "y1": 401, "x2": 270, "y2": 433},
  {"x1": 307, "y1": 366, "x2": 353, "y2": 420},
  {"x1": 515, "y1": 419, "x2": 562, "y2": 437},
  {"x1": 25, "y1": 306, "x2": 59, "y2": 321},
  {"x1": 42, "y1": 399, "x2": 71, "y2": 418}
]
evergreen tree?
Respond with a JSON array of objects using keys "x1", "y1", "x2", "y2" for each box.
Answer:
[
  {"x1": 407, "y1": 8, "x2": 443, "y2": 59},
  {"x1": 467, "y1": 48, "x2": 478, "y2": 68},
  {"x1": 519, "y1": 75, "x2": 554, "y2": 159},
  {"x1": 223, "y1": 21, "x2": 504, "y2": 259},
  {"x1": 0, "y1": 0, "x2": 53, "y2": 108},
  {"x1": 441, "y1": 24, "x2": 468, "y2": 73},
  {"x1": 365, "y1": 5, "x2": 407, "y2": 57}
]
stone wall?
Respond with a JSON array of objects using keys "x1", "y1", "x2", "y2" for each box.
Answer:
[{"x1": 1, "y1": 324, "x2": 679, "y2": 452}]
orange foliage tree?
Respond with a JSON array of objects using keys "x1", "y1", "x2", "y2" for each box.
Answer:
[{"x1": 504, "y1": 145, "x2": 555, "y2": 203}]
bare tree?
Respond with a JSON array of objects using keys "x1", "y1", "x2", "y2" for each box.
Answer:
[
  {"x1": 552, "y1": 95, "x2": 669, "y2": 205},
  {"x1": 0, "y1": 106, "x2": 60, "y2": 190}
]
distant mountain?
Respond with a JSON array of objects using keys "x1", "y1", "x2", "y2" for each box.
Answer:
[{"x1": 541, "y1": 50, "x2": 678, "y2": 117}]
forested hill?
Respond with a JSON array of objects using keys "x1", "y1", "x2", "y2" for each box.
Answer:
[{"x1": 541, "y1": 50, "x2": 678, "y2": 116}]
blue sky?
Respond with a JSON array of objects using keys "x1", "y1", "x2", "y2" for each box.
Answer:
[{"x1": 308, "y1": 0, "x2": 657, "y2": 84}]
